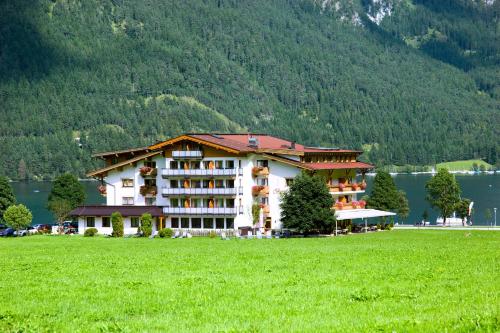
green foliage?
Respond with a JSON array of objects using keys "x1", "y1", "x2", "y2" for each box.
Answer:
[
  {"x1": 140, "y1": 213, "x2": 153, "y2": 237},
  {"x1": 425, "y1": 169, "x2": 461, "y2": 225},
  {"x1": 47, "y1": 174, "x2": 85, "y2": 211},
  {"x1": 47, "y1": 199, "x2": 72, "y2": 232},
  {"x1": 1, "y1": 232, "x2": 499, "y2": 331},
  {"x1": 366, "y1": 171, "x2": 400, "y2": 211},
  {"x1": 3, "y1": 204, "x2": 32, "y2": 232},
  {"x1": 281, "y1": 172, "x2": 335, "y2": 233},
  {"x1": 0, "y1": 176, "x2": 16, "y2": 222},
  {"x1": 484, "y1": 209, "x2": 493, "y2": 224},
  {"x1": 84, "y1": 228, "x2": 98, "y2": 237},
  {"x1": 0, "y1": 1, "x2": 498, "y2": 180},
  {"x1": 422, "y1": 209, "x2": 429, "y2": 222},
  {"x1": 396, "y1": 190, "x2": 410, "y2": 221},
  {"x1": 455, "y1": 198, "x2": 471, "y2": 220},
  {"x1": 111, "y1": 212, "x2": 124, "y2": 237},
  {"x1": 208, "y1": 230, "x2": 217, "y2": 239},
  {"x1": 251, "y1": 203, "x2": 261, "y2": 225},
  {"x1": 158, "y1": 228, "x2": 173, "y2": 238}
]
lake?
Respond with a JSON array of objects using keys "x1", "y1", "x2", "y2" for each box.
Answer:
[{"x1": 10, "y1": 173, "x2": 499, "y2": 226}]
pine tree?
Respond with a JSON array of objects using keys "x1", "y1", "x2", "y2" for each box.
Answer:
[
  {"x1": 366, "y1": 171, "x2": 400, "y2": 212},
  {"x1": 47, "y1": 173, "x2": 86, "y2": 210},
  {"x1": 0, "y1": 176, "x2": 16, "y2": 223}
]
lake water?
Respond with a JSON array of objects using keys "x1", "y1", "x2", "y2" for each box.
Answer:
[{"x1": 10, "y1": 173, "x2": 499, "y2": 226}]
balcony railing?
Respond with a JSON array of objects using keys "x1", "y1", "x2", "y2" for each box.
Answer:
[
  {"x1": 161, "y1": 168, "x2": 242, "y2": 177},
  {"x1": 163, "y1": 207, "x2": 237, "y2": 215},
  {"x1": 329, "y1": 183, "x2": 366, "y2": 193},
  {"x1": 172, "y1": 151, "x2": 203, "y2": 159},
  {"x1": 161, "y1": 187, "x2": 243, "y2": 196}
]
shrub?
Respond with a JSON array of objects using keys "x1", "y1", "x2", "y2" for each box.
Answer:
[
  {"x1": 140, "y1": 213, "x2": 153, "y2": 237},
  {"x1": 208, "y1": 230, "x2": 217, "y2": 238},
  {"x1": 158, "y1": 228, "x2": 173, "y2": 238},
  {"x1": 111, "y1": 212, "x2": 124, "y2": 237},
  {"x1": 84, "y1": 228, "x2": 98, "y2": 237}
]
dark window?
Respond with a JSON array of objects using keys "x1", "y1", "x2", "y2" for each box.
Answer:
[
  {"x1": 226, "y1": 179, "x2": 235, "y2": 188},
  {"x1": 191, "y1": 218, "x2": 202, "y2": 228},
  {"x1": 286, "y1": 178, "x2": 294, "y2": 186},
  {"x1": 226, "y1": 218, "x2": 234, "y2": 229},
  {"x1": 215, "y1": 160, "x2": 224, "y2": 169},
  {"x1": 122, "y1": 179, "x2": 133, "y2": 187},
  {"x1": 170, "y1": 198, "x2": 179, "y2": 207},
  {"x1": 144, "y1": 160, "x2": 156, "y2": 168},
  {"x1": 86, "y1": 217, "x2": 95, "y2": 228},
  {"x1": 170, "y1": 179, "x2": 179, "y2": 188},
  {"x1": 145, "y1": 179, "x2": 156, "y2": 186},
  {"x1": 225, "y1": 160, "x2": 234, "y2": 169},
  {"x1": 216, "y1": 218, "x2": 225, "y2": 229},
  {"x1": 170, "y1": 161, "x2": 178, "y2": 169},
  {"x1": 102, "y1": 217, "x2": 111, "y2": 228},
  {"x1": 226, "y1": 199, "x2": 235, "y2": 208},
  {"x1": 131, "y1": 217, "x2": 139, "y2": 228},
  {"x1": 181, "y1": 218, "x2": 190, "y2": 229},
  {"x1": 203, "y1": 218, "x2": 213, "y2": 229},
  {"x1": 257, "y1": 160, "x2": 268, "y2": 167},
  {"x1": 145, "y1": 197, "x2": 156, "y2": 206},
  {"x1": 171, "y1": 217, "x2": 179, "y2": 229}
]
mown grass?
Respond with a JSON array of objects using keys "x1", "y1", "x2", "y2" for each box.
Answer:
[
  {"x1": 0, "y1": 231, "x2": 498, "y2": 332},
  {"x1": 436, "y1": 159, "x2": 493, "y2": 171}
]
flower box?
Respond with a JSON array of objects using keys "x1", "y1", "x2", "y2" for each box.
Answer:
[
  {"x1": 360, "y1": 182, "x2": 367, "y2": 190},
  {"x1": 140, "y1": 185, "x2": 157, "y2": 196},
  {"x1": 97, "y1": 185, "x2": 107, "y2": 196},
  {"x1": 358, "y1": 200, "x2": 366, "y2": 208},
  {"x1": 139, "y1": 166, "x2": 157, "y2": 177},
  {"x1": 338, "y1": 183, "x2": 345, "y2": 191}
]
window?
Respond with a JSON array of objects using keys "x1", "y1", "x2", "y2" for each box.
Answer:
[
  {"x1": 256, "y1": 178, "x2": 268, "y2": 186},
  {"x1": 131, "y1": 217, "x2": 139, "y2": 228},
  {"x1": 215, "y1": 179, "x2": 225, "y2": 188},
  {"x1": 226, "y1": 179, "x2": 235, "y2": 188},
  {"x1": 144, "y1": 160, "x2": 156, "y2": 168},
  {"x1": 214, "y1": 198, "x2": 224, "y2": 208},
  {"x1": 170, "y1": 179, "x2": 179, "y2": 188},
  {"x1": 190, "y1": 161, "x2": 200, "y2": 169},
  {"x1": 171, "y1": 217, "x2": 179, "y2": 229},
  {"x1": 145, "y1": 179, "x2": 156, "y2": 186},
  {"x1": 191, "y1": 198, "x2": 201, "y2": 208},
  {"x1": 170, "y1": 198, "x2": 179, "y2": 207},
  {"x1": 170, "y1": 161, "x2": 179, "y2": 169},
  {"x1": 181, "y1": 218, "x2": 190, "y2": 229},
  {"x1": 226, "y1": 218, "x2": 234, "y2": 229},
  {"x1": 225, "y1": 160, "x2": 234, "y2": 169},
  {"x1": 145, "y1": 197, "x2": 156, "y2": 206},
  {"x1": 256, "y1": 160, "x2": 268, "y2": 167},
  {"x1": 260, "y1": 197, "x2": 269, "y2": 205},
  {"x1": 122, "y1": 179, "x2": 133, "y2": 187},
  {"x1": 215, "y1": 160, "x2": 224, "y2": 169},
  {"x1": 203, "y1": 218, "x2": 213, "y2": 229},
  {"x1": 226, "y1": 199, "x2": 235, "y2": 208},
  {"x1": 286, "y1": 178, "x2": 294, "y2": 186},
  {"x1": 122, "y1": 197, "x2": 134, "y2": 205},
  {"x1": 191, "y1": 218, "x2": 202, "y2": 228},
  {"x1": 202, "y1": 179, "x2": 211, "y2": 188},
  {"x1": 216, "y1": 218, "x2": 225, "y2": 229},
  {"x1": 191, "y1": 179, "x2": 201, "y2": 188},
  {"x1": 86, "y1": 217, "x2": 95, "y2": 228},
  {"x1": 102, "y1": 217, "x2": 111, "y2": 228}
]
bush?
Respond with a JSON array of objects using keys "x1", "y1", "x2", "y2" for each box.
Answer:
[
  {"x1": 208, "y1": 230, "x2": 217, "y2": 238},
  {"x1": 140, "y1": 213, "x2": 153, "y2": 237},
  {"x1": 111, "y1": 212, "x2": 124, "y2": 237},
  {"x1": 84, "y1": 228, "x2": 98, "y2": 237},
  {"x1": 158, "y1": 228, "x2": 173, "y2": 238}
]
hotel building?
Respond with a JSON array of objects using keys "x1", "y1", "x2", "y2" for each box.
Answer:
[{"x1": 71, "y1": 133, "x2": 393, "y2": 235}]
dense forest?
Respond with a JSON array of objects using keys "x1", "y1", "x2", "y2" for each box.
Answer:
[{"x1": 0, "y1": 0, "x2": 498, "y2": 179}]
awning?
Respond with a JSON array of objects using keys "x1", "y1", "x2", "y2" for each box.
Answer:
[{"x1": 335, "y1": 209, "x2": 396, "y2": 221}]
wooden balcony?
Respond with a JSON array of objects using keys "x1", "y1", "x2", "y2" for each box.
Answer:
[
  {"x1": 328, "y1": 182, "x2": 366, "y2": 193},
  {"x1": 252, "y1": 166, "x2": 269, "y2": 177},
  {"x1": 252, "y1": 185, "x2": 269, "y2": 196},
  {"x1": 140, "y1": 185, "x2": 157, "y2": 196},
  {"x1": 139, "y1": 167, "x2": 157, "y2": 177}
]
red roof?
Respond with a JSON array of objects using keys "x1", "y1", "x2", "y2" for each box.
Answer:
[
  {"x1": 188, "y1": 134, "x2": 359, "y2": 153},
  {"x1": 304, "y1": 162, "x2": 374, "y2": 170}
]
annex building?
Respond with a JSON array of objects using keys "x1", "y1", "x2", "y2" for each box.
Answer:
[{"x1": 71, "y1": 133, "x2": 394, "y2": 235}]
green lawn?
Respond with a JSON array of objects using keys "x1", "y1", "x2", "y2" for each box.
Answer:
[
  {"x1": 436, "y1": 159, "x2": 493, "y2": 171},
  {"x1": 1, "y1": 231, "x2": 498, "y2": 332}
]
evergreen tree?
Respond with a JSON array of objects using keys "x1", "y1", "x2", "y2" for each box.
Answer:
[
  {"x1": 455, "y1": 198, "x2": 471, "y2": 225},
  {"x1": 0, "y1": 176, "x2": 16, "y2": 223},
  {"x1": 140, "y1": 213, "x2": 153, "y2": 237},
  {"x1": 111, "y1": 212, "x2": 124, "y2": 237},
  {"x1": 425, "y1": 169, "x2": 461, "y2": 226},
  {"x1": 366, "y1": 171, "x2": 400, "y2": 212},
  {"x1": 47, "y1": 173, "x2": 86, "y2": 210},
  {"x1": 280, "y1": 172, "x2": 335, "y2": 234},
  {"x1": 397, "y1": 190, "x2": 410, "y2": 222}
]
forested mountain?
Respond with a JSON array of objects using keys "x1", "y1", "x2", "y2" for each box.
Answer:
[{"x1": 0, "y1": 0, "x2": 498, "y2": 179}]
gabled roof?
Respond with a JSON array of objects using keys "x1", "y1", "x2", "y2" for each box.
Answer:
[
  {"x1": 87, "y1": 151, "x2": 162, "y2": 177},
  {"x1": 92, "y1": 146, "x2": 149, "y2": 158}
]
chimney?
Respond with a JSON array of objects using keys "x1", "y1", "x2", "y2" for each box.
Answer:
[
  {"x1": 248, "y1": 136, "x2": 259, "y2": 148},
  {"x1": 290, "y1": 141, "x2": 296, "y2": 149}
]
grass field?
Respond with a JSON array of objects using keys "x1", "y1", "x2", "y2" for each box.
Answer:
[
  {"x1": 1, "y1": 231, "x2": 498, "y2": 332},
  {"x1": 436, "y1": 159, "x2": 493, "y2": 172}
]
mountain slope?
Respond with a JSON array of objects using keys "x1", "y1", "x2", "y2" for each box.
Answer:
[{"x1": 0, "y1": 0, "x2": 498, "y2": 179}]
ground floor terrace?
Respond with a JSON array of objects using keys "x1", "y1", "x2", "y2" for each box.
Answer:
[{"x1": 0, "y1": 230, "x2": 498, "y2": 332}]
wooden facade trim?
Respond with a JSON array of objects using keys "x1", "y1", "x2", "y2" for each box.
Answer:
[
  {"x1": 148, "y1": 135, "x2": 242, "y2": 154},
  {"x1": 86, "y1": 151, "x2": 162, "y2": 178}
]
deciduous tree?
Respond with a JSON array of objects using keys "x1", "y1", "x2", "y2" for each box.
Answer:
[
  {"x1": 111, "y1": 212, "x2": 124, "y2": 237},
  {"x1": 425, "y1": 169, "x2": 461, "y2": 226},
  {"x1": 280, "y1": 172, "x2": 335, "y2": 234},
  {"x1": 4, "y1": 204, "x2": 32, "y2": 233}
]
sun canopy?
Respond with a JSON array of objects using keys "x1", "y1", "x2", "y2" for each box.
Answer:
[{"x1": 335, "y1": 209, "x2": 396, "y2": 221}]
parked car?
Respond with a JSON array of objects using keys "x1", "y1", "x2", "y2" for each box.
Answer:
[
  {"x1": 14, "y1": 226, "x2": 37, "y2": 237},
  {"x1": 0, "y1": 223, "x2": 7, "y2": 231},
  {"x1": 0, "y1": 228, "x2": 15, "y2": 237},
  {"x1": 63, "y1": 221, "x2": 78, "y2": 234},
  {"x1": 33, "y1": 224, "x2": 52, "y2": 233}
]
